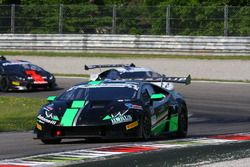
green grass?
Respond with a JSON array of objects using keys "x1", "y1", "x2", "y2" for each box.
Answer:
[
  {"x1": 1, "y1": 50, "x2": 250, "y2": 60},
  {"x1": 0, "y1": 96, "x2": 47, "y2": 132}
]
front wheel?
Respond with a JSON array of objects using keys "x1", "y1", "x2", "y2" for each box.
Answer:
[
  {"x1": 41, "y1": 138, "x2": 61, "y2": 144},
  {"x1": 141, "y1": 113, "x2": 151, "y2": 140},
  {"x1": 48, "y1": 82, "x2": 57, "y2": 90},
  {"x1": 0, "y1": 77, "x2": 9, "y2": 92}
]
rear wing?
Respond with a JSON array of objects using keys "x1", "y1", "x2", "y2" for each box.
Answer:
[
  {"x1": 145, "y1": 74, "x2": 191, "y2": 85},
  {"x1": 84, "y1": 63, "x2": 136, "y2": 70}
]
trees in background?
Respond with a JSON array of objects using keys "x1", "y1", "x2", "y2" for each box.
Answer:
[{"x1": 0, "y1": 0, "x2": 249, "y2": 35}]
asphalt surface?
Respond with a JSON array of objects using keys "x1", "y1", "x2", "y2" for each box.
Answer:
[
  {"x1": 7, "y1": 56, "x2": 250, "y2": 80},
  {"x1": 0, "y1": 77, "x2": 250, "y2": 164}
]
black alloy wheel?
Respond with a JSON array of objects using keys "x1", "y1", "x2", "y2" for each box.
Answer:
[
  {"x1": 141, "y1": 113, "x2": 151, "y2": 140},
  {"x1": 0, "y1": 77, "x2": 9, "y2": 92}
]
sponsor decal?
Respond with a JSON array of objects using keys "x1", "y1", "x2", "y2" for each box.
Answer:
[
  {"x1": 11, "y1": 81, "x2": 20, "y2": 86},
  {"x1": 37, "y1": 115, "x2": 57, "y2": 125},
  {"x1": 126, "y1": 121, "x2": 139, "y2": 130},
  {"x1": 36, "y1": 123, "x2": 42, "y2": 131},
  {"x1": 125, "y1": 103, "x2": 143, "y2": 110},
  {"x1": 45, "y1": 111, "x2": 59, "y2": 121},
  {"x1": 44, "y1": 104, "x2": 54, "y2": 111},
  {"x1": 111, "y1": 114, "x2": 132, "y2": 125},
  {"x1": 45, "y1": 111, "x2": 54, "y2": 119},
  {"x1": 103, "y1": 111, "x2": 132, "y2": 125}
]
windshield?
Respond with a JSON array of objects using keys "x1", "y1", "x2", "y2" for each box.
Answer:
[
  {"x1": 120, "y1": 71, "x2": 161, "y2": 79},
  {"x1": 57, "y1": 87, "x2": 137, "y2": 101},
  {"x1": 3, "y1": 63, "x2": 44, "y2": 73}
]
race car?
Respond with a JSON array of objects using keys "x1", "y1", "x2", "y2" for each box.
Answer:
[
  {"x1": 34, "y1": 76, "x2": 190, "y2": 144},
  {"x1": 84, "y1": 63, "x2": 175, "y2": 90},
  {"x1": 0, "y1": 56, "x2": 57, "y2": 91}
]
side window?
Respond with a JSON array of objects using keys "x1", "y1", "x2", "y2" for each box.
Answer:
[
  {"x1": 106, "y1": 70, "x2": 120, "y2": 80},
  {"x1": 151, "y1": 72, "x2": 162, "y2": 78},
  {"x1": 98, "y1": 70, "x2": 111, "y2": 80},
  {"x1": 141, "y1": 87, "x2": 150, "y2": 104},
  {"x1": 99, "y1": 70, "x2": 120, "y2": 80},
  {"x1": 140, "y1": 84, "x2": 155, "y2": 104},
  {"x1": 152, "y1": 84, "x2": 169, "y2": 96}
]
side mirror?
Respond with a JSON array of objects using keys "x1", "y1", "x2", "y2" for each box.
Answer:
[
  {"x1": 47, "y1": 96, "x2": 57, "y2": 102},
  {"x1": 150, "y1": 93, "x2": 165, "y2": 101}
]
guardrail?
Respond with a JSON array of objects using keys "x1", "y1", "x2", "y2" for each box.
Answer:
[{"x1": 0, "y1": 34, "x2": 249, "y2": 56}]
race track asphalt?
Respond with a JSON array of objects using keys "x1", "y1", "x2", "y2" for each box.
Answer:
[{"x1": 0, "y1": 77, "x2": 250, "y2": 163}]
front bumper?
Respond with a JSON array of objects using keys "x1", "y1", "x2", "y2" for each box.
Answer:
[
  {"x1": 34, "y1": 120, "x2": 141, "y2": 140},
  {"x1": 9, "y1": 80, "x2": 56, "y2": 91}
]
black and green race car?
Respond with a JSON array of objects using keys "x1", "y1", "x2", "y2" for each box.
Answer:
[{"x1": 34, "y1": 77, "x2": 190, "y2": 144}]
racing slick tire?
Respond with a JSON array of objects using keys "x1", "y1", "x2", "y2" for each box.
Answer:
[
  {"x1": 41, "y1": 138, "x2": 61, "y2": 144},
  {"x1": 141, "y1": 113, "x2": 151, "y2": 140},
  {"x1": 0, "y1": 77, "x2": 9, "y2": 92},
  {"x1": 176, "y1": 105, "x2": 188, "y2": 138},
  {"x1": 48, "y1": 81, "x2": 57, "y2": 90}
]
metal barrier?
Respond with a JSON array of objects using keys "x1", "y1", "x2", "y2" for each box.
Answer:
[{"x1": 0, "y1": 34, "x2": 249, "y2": 56}]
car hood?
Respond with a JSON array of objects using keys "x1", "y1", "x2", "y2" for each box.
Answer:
[
  {"x1": 38, "y1": 100, "x2": 142, "y2": 126},
  {"x1": 8, "y1": 70, "x2": 51, "y2": 78}
]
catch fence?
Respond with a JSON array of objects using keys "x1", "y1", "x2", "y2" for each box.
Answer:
[{"x1": 0, "y1": 5, "x2": 249, "y2": 36}]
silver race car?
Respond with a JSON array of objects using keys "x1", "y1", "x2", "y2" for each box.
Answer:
[{"x1": 84, "y1": 63, "x2": 190, "y2": 90}]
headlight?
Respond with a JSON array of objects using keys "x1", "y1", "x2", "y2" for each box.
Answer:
[
  {"x1": 17, "y1": 76, "x2": 26, "y2": 81},
  {"x1": 49, "y1": 75, "x2": 54, "y2": 80}
]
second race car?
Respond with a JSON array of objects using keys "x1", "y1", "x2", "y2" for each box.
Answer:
[
  {"x1": 84, "y1": 63, "x2": 176, "y2": 90},
  {"x1": 34, "y1": 77, "x2": 190, "y2": 144},
  {"x1": 0, "y1": 56, "x2": 57, "y2": 91}
]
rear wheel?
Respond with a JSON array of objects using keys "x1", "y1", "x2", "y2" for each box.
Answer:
[
  {"x1": 141, "y1": 113, "x2": 151, "y2": 140},
  {"x1": 41, "y1": 138, "x2": 61, "y2": 144},
  {"x1": 176, "y1": 107, "x2": 188, "y2": 138},
  {"x1": 0, "y1": 77, "x2": 9, "y2": 92}
]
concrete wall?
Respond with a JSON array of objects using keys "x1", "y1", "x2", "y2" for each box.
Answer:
[{"x1": 0, "y1": 34, "x2": 250, "y2": 56}]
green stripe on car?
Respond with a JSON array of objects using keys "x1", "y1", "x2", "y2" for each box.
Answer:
[
  {"x1": 71, "y1": 100, "x2": 85, "y2": 108},
  {"x1": 169, "y1": 114, "x2": 178, "y2": 131},
  {"x1": 60, "y1": 100, "x2": 86, "y2": 126},
  {"x1": 151, "y1": 119, "x2": 168, "y2": 135},
  {"x1": 88, "y1": 81, "x2": 102, "y2": 85},
  {"x1": 60, "y1": 108, "x2": 79, "y2": 126}
]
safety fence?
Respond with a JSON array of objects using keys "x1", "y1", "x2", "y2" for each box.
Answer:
[{"x1": 0, "y1": 5, "x2": 249, "y2": 36}]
